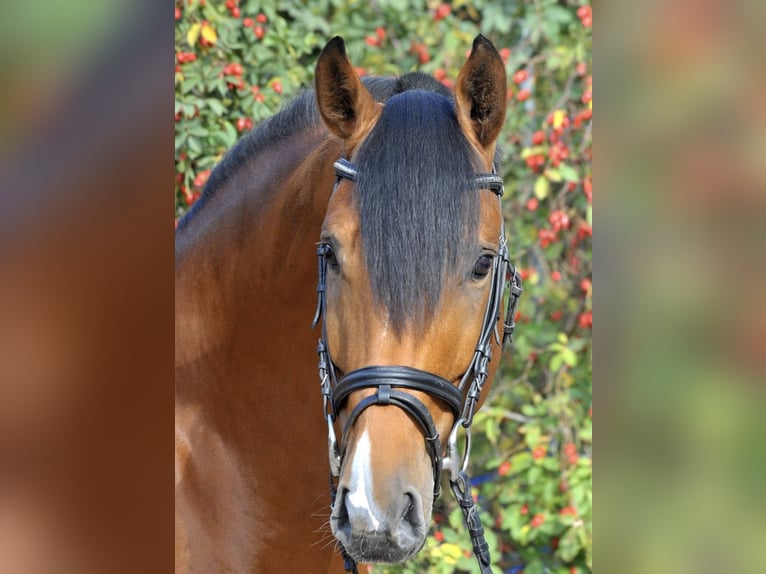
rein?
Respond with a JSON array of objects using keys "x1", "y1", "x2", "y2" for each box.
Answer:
[{"x1": 312, "y1": 158, "x2": 523, "y2": 574}]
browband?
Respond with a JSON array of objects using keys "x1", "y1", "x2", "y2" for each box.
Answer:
[{"x1": 333, "y1": 159, "x2": 504, "y2": 196}]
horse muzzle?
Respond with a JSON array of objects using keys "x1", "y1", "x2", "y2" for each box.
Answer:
[{"x1": 330, "y1": 480, "x2": 427, "y2": 563}]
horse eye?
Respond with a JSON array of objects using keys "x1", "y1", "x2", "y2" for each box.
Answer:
[
  {"x1": 472, "y1": 254, "x2": 494, "y2": 279},
  {"x1": 323, "y1": 244, "x2": 339, "y2": 270}
]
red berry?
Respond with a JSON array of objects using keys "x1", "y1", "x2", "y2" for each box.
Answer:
[
  {"x1": 365, "y1": 35, "x2": 380, "y2": 47},
  {"x1": 256, "y1": 13, "x2": 267, "y2": 23},
  {"x1": 520, "y1": 504, "x2": 529, "y2": 515},
  {"x1": 225, "y1": 0, "x2": 236, "y2": 9},
  {"x1": 525, "y1": 198, "x2": 538, "y2": 211},
  {"x1": 513, "y1": 69, "x2": 528, "y2": 84},
  {"x1": 433, "y1": 68, "x2": 446, "y2": 81},
  {"x1": 531, "y1": 130, "x2": 545, "y2": 145},
  {"x1": 193, "y1": 170, "x2": 211, "y2": 189},
  {"x1": 525, "y1": 154, "x2": 545, "y2": 172},
  {"x1": 568, "y1": 453, "x2": 580, "y2": 465},
  {"x1": 272, "y1": 81, "x2": 283, "y2": 94},
  {"x1": 231, "y1": 6, "x2": 240, "y2": 17},
  {"x1": 376, "y1": 26, "x2": 386, "y2": 41},
  {"x1": 175, "y1": 7, "x2": 181, "y2": 20},
  {"x1": 560, "y1": 506, "x2": 577, "y2": 517},
  {"x1": 530, "y1": 513, "x2": 545, "y2": 528},
  {"x1": 580, "y1": 278, "x2": 592, "y2": 293},
  {"x1": 243, "y1": 17, "x2": 253, "y2": 27},
  {"x1": 516, "y1": 88, "x2": 531, "y2": 101},
  {"x1": 577, "y1": 6, "x2": 592, "y2": 19},
  {"x1": 573, "y1": 108, "x2": 592, "y2": 128},
  {"x1": 498, "y1": 461, "x2": 511, "y2": 476},
  {"x1": 578, "y1": 311, "x2": 592, "y2": 329},
  {"x1": 224, "y1": 63, "x2": 243, "y2": 76},
  {"x1": 236, "y1": 118, "x2": 247, "y2": 132},
  {"x1": 564, "y1": 442, "x2": 577, "y2": 457},
  {"x1": 551, "y1": 271, "x2": 562, "y2": 282},
  {"x1": 499, "y1": 48, "x2": 511, "y2": 62},
  {"x1": 548, "y1": 210, "x2": 570, "y2": 232},
  {"x1": 254, "y1": 26, "x2": 265, "y2": 40},
  {"x1": 538, "y1": 228, "x2": 557, "y2": 248},
  {"x1": 434, "y1": 3, "x2": 451, "y2": 20},
  {"x1": 418, "y1": 45, "x2": 430, "y2": 64},
  {"x1": 433, "y1": 531, "x2": 445, "y2": 543},
  {"x1": 583, "y1": 177, "x2": 592, "y2": 202},
  {"x1": 551, "y1": 310, "x2": 563, "y2": 321},
  {"x1": 576, "y1": 62, "x2": 587, "y2": 76},
  {"x1": 532, "y1": 445, "x2": 547, "y2": 459},
  {"x1": 184, "y1": 191, "x2": 200, "y2": 206}
]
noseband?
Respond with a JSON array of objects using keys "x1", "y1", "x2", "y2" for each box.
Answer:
[{"x1": 312, "y1": 157, "x2": 523, "y2": 574}]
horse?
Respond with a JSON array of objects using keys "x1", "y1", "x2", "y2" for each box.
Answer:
[{"x1": 175, "y1": 35, "x2": 519, "y2": 573}]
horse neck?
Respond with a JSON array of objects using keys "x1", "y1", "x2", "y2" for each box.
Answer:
[{"x1": 175, "y1": 127, "x2": 341, "y2": 409}]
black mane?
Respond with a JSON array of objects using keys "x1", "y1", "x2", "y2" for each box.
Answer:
[{"x1": 353, "y1": 80, "x2": 483, "y2": 334}]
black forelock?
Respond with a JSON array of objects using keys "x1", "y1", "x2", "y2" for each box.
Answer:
[{"x1": 353, "y1": 89, "x2": 482, "y2": 334}]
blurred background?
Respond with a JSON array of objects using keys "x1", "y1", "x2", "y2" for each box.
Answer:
[{"x1": 1, "y1": 0, "x2": 764, "y2": 572}]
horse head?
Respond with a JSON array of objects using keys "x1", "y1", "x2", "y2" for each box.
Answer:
[{"x1": 314, "y1": 35, "x2": 510, "y2": 565}]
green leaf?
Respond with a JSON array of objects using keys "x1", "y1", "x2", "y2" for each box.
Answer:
[
  {"x1": 559, "y1": 163, "x2": 580, "y2": 182},
  {"x1": 521, "y1": 404, "x2": 537, "y2": 417},
  {"x1": 525, "y1": 425, "x2": 541, "y2": 447},
  {"x1": 187, "y1": 136, "x2": 201, "y2": 154},
  {"x1": 534, "y1": 176, "x2": 549, "y2": 200},
  {"x1": 207, "y1": 99, "x2": 226, "y2": 116},
  {"x1": 544, "y1": 168, "x2": 562, "y2": 182}
]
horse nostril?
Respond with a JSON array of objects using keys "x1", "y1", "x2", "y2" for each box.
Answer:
[
  {"x1": 332, "y1": 487, "x2": 351, "y2": 536},
  {"x1": 399, "y1": 491, "x2": 423, "y2": 530}
]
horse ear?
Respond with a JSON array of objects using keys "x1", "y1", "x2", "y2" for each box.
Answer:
[
  {"x1": 455, "y1": 35, "x2": 507, "y2": 155},
  {"x1": 315, "y1": 36, "x2": 378, "y2": 141}
]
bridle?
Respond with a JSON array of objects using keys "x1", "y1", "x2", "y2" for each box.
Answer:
[{"x1": 312, "y1": 157, "x2": 523, "y2": 574}]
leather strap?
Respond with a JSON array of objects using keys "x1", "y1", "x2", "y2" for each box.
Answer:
[{"x1": 333, "y1": 365, "x2": 462, "y2": 418}]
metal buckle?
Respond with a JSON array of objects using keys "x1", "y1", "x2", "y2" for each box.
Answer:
[{"x1": 443, "y1": 418, "x2": 472, "y2": 482}]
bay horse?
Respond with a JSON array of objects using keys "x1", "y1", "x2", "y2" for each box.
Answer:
[{"x1": 176, "y1": 35, "x2": 520, "y2": 573}]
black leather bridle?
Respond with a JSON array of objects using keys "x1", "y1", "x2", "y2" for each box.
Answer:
[{"x1": 312, "y1": 157, "x2": 523, "y2": 574}]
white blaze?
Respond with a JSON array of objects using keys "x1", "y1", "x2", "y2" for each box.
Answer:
[{"x1": 345, "y1": 430, "x2": 381, "y2": 530}]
